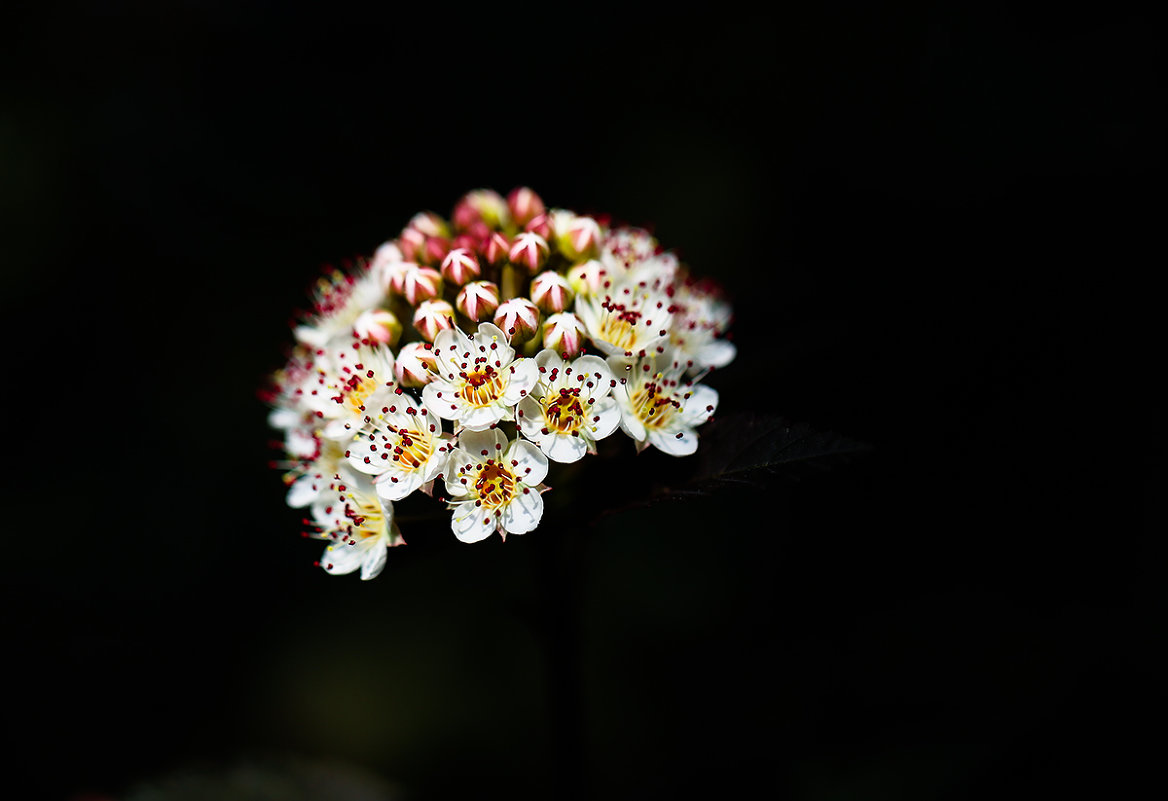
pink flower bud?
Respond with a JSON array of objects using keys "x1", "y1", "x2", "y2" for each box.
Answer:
[
  {"x1": 412, "y1": 299, "x2": 456, "y2": 342},
  {"x1": 394, "y1": 341, "x2": 438, "y2": 387},
  {"x1": 440, "y1": 247, "x2": 481, "y2": 285},
  {"x1": 542, "y1": 312, "x2": 587, "y2": 358},
  {"x1": 507, "y1": 186, "x2": 545, "y2": 228},
  {"x1": 566, "y1": 259, "x2": 608, "y2": 296},
  {"x1": 529, "y1": 270, "x2": 575, "y2": 313},
  {"x1": 398, "y1": 227, "x2": 425, "y2": 261},
  {"x1": 452, "y1": 233, "x2": 479, "y2": 253},
  {"x1": 456, "y1": 280, "x2": 500, "y2": 321},
  {"x1": 407, "y1": 210, "x2": 450, "y2": 239},
  {"x1": 399, "y1": 264, "x2": 443, "y2": 306},
  {"x1": 481, "y1": 231, "x2": 511, "y2": 267},
  {"x1": 557, "y1": 214, "x2": 602, "y2": 260},
  {"x1": 508, "y1": 231, "x2": 549, "y2": 272},
  {"x1": 382, "y1": 260, "x2": 415, "y2": 294},
  {"x1": 493, "y1": 297, "x2": 541, "y2": 344},
  {"x1": 524, "y1": 212, "x2": 554, "y2": 241},
  {"x1": 453, "y1": 189, "x2": 509, "y2": 231},
  {"x1": 353, "y1": 308, "x2": 402, "y2": 347},
  {"x1": 419, "y1": 235, "x2": 450, "y2": 266}
]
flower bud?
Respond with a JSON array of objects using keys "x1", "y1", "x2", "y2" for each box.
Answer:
[
  {"x1": 542, "y1": 312, "x2": 587, "y2": 359},
  {"x1": 407, "y1": 210, "x2": 450, "y2": 239},
  {"x1": 455, "y1": 280, "x2": 500, "y2": 321},
  {"x1": 399, "y1": 264, "x2": 443, "y2": 306},
  {"x1": 353, "y1": 308, "x2": 402, "y2": 347},
  {"x1": 451, "y1": 233, "x2": 479, "y2": 254},
  {"x1": 394, "y1": 341, "x2": 438, "y2": 387},
  {"x1": 382, "y1": 260, "x2": 414, "y2": 294},
  {"x1": 508, "y1": 231, "x2": 549, "y2": 272},
  {"x1": 523, "y1": 212, "x2": 553, "y2": 241},
  {"x1": 530, "y1": 270, "x2": 575, "y2": 313},
  {"x1": 453, "y1": 189, "x2": 509, "y2": 232},
  {"x1": 566, "y1": 259, "x2": 608, "y2": 297},
  {"x1": 493, "y1": 297, "x2": 541, "y2": 344},
  {"x1": 419, "y1": 235, "x2": 451, "y2": 267},
  {"x1": 440, "y1": 247, "x2": 481, "y2": 285},
  {"x1": 556, "y1": 213, "x2": 602, "y2": 261},
  {"x1": 412, "y1": 299, "x2": 456, "y2": 342},
  {"x1": 507, "y1": 186, "x2": 545, "y2": 228},
  {"x1": 398, "y1": 226, "x2": 426, "y2": 261},
  {"x1": 481, "y1": 231, "x2": 511, "y2": 267}
]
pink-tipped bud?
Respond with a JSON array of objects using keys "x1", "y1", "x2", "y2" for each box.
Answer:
[
  {"x1": 382, "y1": 260, "x2": 415, "y2": 294},
  {"x1": 456, "y1": 280, "x2": 500, "y2": 321},
  {"x1": 412, "y1": 299, "x2": 456, "y2": 342},
  {"x1": 394, "y1": 341, "x2": 438, "y2": 387},
  {"x1": 493, "y1": 297, "x2": 541, "y2": 344},
  {"x1": 556, "y1": 214, "x2": 602, "y2": 260},
  {"x1": 452, "y1": 233, "x2": 479, "y2": 253},
  {"x1": 399, "y1": 264, "x2": 443, "y2": 306},
  {"x1": 353, "y1": 308, "x2": 402, "y2": 347},
  {"x1": 440, "y1": 247, "x2": 481, "y2": 285},
  {"x1": 452, "y1": 189, "x2": 509, "y2": 232},
  {"x1": 542, "y1": 312, "x2": 587, "y2": 358},
  {"x1": 566, "y1": 259, "x2": 608, "y2": 297},
  {"x1": 507, "y1": 186, "x2": 545, "y2": 228},
  {"x1": 398, "y1": 227, "x2": 426, "y2": 261},
  {"x1": 481, "y1": 231, "x2": 511, "y2": 267},
  {"x1": 419, "y1": 236, "x2": 450, "y2": 266},
  {"x1": 524, "y1": 212, "x2": 554, "y2": 241},
  {"x1": 508, "y1": 231, "x2": 550, "y2": 272},
  {"x1": 530, "y1": 270, "x2": 575, "y2": 313},
  {"x1": 407, "y1": 210, "x2": 450, "y2": 239}
]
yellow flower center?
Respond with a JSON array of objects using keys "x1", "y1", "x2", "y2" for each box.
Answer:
[
  {"x1": 630, "y1": 378, "x2": 680, "y2": 429},
  {"x1": 475, "y1": 461, "x2": 517, "y2": 508},
  {"x1": 393, "y1": 429, "x2": 433, "y2": 470},
  {"x1": 541, "y1": 388, "x2": 586, "y2": 434},
  {"x1": 459, "y1": 367, "x2": 506, "y2": 407}
]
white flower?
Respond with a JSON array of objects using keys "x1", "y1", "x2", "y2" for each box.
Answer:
[
  {"x1": 344, "y1": 387, "x2": 454, "y2": 501},
  {"x1": 608, "y1": 351, "x2": 718, "y2": 456},
  {"x1": 309, "y1": 469, "x2": 403, "y2": 580},
  {"x1": 292, "y1": 263, "x2": 389, "y2": 349},
  {"x1": 671, "y1": 278, "x2": 737, "y2": 374},
  {"x1": 518, "y1": 351, "x2": 621, "y2": 463},
  {"x1": 574, "y1": 273, "x2": 674, "y2": 358},
  {"x1": 442, "y1": 428, "x2": 548, "y2": 542},
  {"x1": 422, "y1": 322, "x2": 539, "y2": 431},
  {"x1": 316, "y1": 340, "x2": 397, "y2": 440}
]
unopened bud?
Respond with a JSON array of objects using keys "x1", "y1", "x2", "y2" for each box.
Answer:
[
  {"x1": 412, "y1": 299, "x2": 456, "y2": 342},
  {"x1": 440, "y1": 247, "x2": 481, "y2": 285},
  {"x1": 556, "y1": 213, "x2": 602, "y2": 260},
  {"x1": 507, "y1": 186, "x2": 545, "y2": 228},
  {"x1": 542, "y1": 312, "x2": 587, "y2": 358},
  {"x1": 419, "y1": 236, "x2": 451, "y2": 266},
  {"x1": 493, "y1": 297, "x2": 541, "y2": 344},
  {"x1": 481, "y1": 231, "x2": 511, "y2": 267},
  {"x1": 508, "y1": 231, "x2": 549, "y2": 272},
  {"x1": 353, "y1": 308, "x2": 402, "y2": 347},
  {"x1": 453, "y1": 189, "x2": 509, "y2": 232},
  {"x1": 530, "y1": 270, "x2": 575, "y2": 313},
  {"x1": 566, "y1": 259, "x2": 608, "y2": 296},
  {"x1": 523, "y1": 212, "x2": 553, "y2": 241},
  {"x1": 407, "y1": 211, "x2": 450, "y2": 239},
  {"x1": 398, "y1": 264, "x2": 443, "y2": 306},
  {"x1": 398, "y1": 227, "x2": 426, "y2": 261},
  {"x1": 456, "y1": 280, "x2": 500, "y2": 321},
  {"x1": 394, "y1": 341, "x2": 438, "y2": 387}
]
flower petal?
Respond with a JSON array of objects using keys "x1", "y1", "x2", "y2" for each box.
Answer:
[
  {"x1": 500, "y1": 487, "x2": 544, "y2": 535},
  {"x1": 587, "y1": 396, "x2": 622, "y2": 441},
  {"x1": 321, "y1": 539, "x2": 365, "y2": 575},
  {"x1": 543, "y1": 432, "x2": 588, "y2": 463},
  {"x1": 649, "y1": 426, "x2": 699, "y2": 457},
  {"x1": 681, "y1": 384, "x2": 718, "y2": 427},
  {"x1": 500, "y1": 357, "x2": 539, "y2": 405},
  {"x1": 451, "y1": 502, "x2": 496, "y2": 543},
  {"x1": 507, "y1": 439, "x2": 549, "y2": 486},
  {"x1": 360, "y1": 541, "x2": 388, "y2": 580}
]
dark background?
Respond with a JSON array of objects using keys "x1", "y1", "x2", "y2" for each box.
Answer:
[{"x1": 2, "y1": 2, "x2": 1158, "y2": 800}]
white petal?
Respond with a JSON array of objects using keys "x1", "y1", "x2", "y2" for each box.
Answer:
[
  {"x1": 474, "y1": 323, "x2": 514, "y2": 363},
  {"x1": 373, "y1": 468, "x2": 423, "y2": 502},
  {"x1": 500, "y1": 488, "x2": 544, "y2": 535},
  {"x1": 695, "y1": 339, "x2": 737, "y2": 369},
  {"x1": 500, "y1": 358, "x2": 539, "y2": 405},
  {"x1": 451, "y1": 502, "x2": 496, "y2": 543},
  {"x1": 517, "y1": 396, "x2": 548, "y2": 442},
  {"x1": 587, "y1": 396, "x2": 622, "y2": 441},
  {"x1": 543, "y1": 432, "x2": 588, "y2": 463},
  {"x1": 681, "y1": 384, "x2": 719, "y2": 427},
  {"x1": 286, "y1": 474, "x2": 319, "y2": 508},
  {"x1": 422, "y1": 380, "x2": 459, "y2": 420},
  {"x1": 573, "y1": 355, "x2": 614, "y2": 399},
  {"x1": 508, "y1": 439, "x2": 549, "y2": 486},
  {"x1": 649, "y1": 426, "x2": 699, "y2": 457},
  {"x1": 535, "y1": 349, "x2": 565, "y2": 376},
  {"x1": 360, "y1": 541, "x2": 388, "y2": 580},
  {"x1": 458, "y1": 428, "x2": 508, "y2": 459},
  {"x1": 459, "y1": 402, "x2": 508, "y2": 431},
  {"x1": 321, "y1": 539, "x2": 365, "y2": 575}
]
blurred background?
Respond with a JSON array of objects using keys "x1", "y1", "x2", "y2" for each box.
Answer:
[{"x1": 2, "y1": 2, "x2": 1158, "y2": 799}]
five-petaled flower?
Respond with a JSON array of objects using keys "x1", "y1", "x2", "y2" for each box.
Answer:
[
  {"x1": 309, "y1": 468, "x2": 404, "y2": 580},
  {"x1": 518, "y1": 351, "x2": 621, "y2": 463},
  {"x1": 442, "y1": 427, "x2": 549, "y2": 542}
]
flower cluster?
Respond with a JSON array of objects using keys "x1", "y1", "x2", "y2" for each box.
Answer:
[{"x1": 264, "y1": 188, "x2": 735, "y2": 578}]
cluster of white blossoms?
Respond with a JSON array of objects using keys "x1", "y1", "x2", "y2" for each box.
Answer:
[{"x1": 264, "y1": 188, "x2": 735, "y2": 578}]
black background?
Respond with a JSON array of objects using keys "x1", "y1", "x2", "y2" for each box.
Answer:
[{"x1": 2, "y1": 2, "x2": 1158, "y2": 800}]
